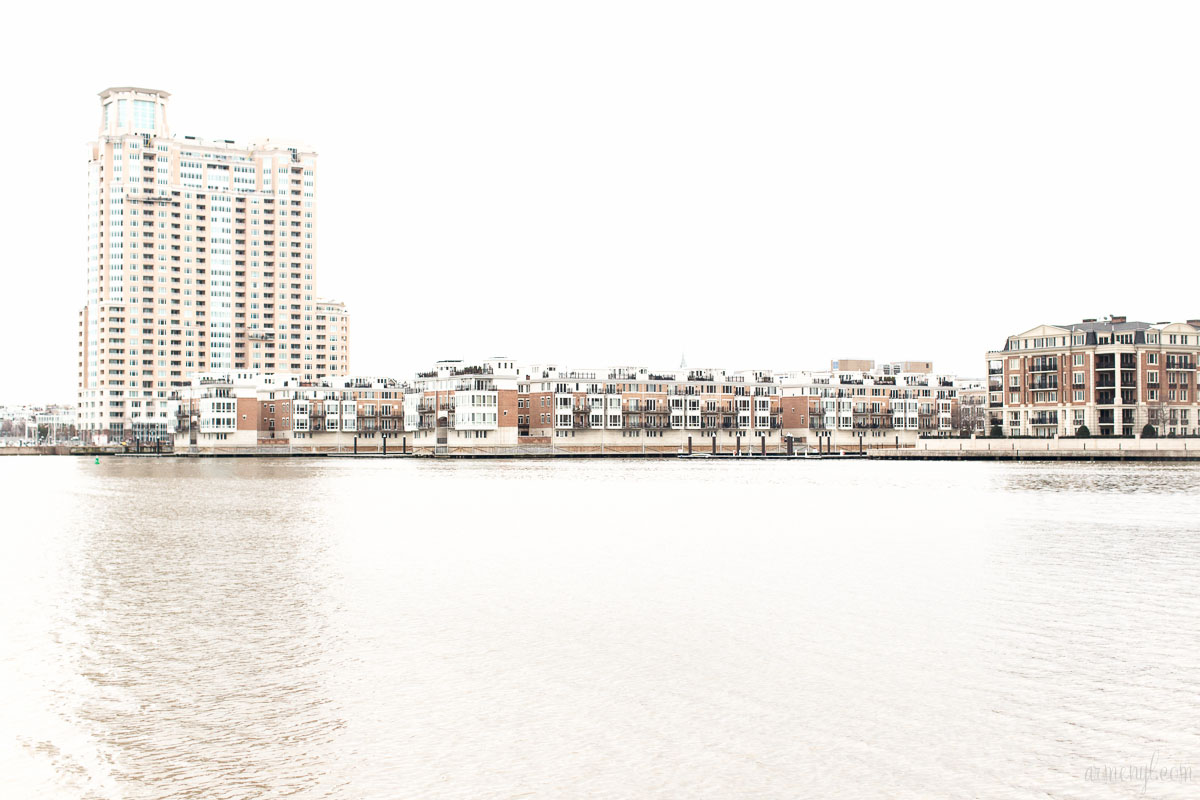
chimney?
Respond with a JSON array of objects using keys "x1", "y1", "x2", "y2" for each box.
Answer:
[
  {"x1": 1111, "y1": 315, "x2": 1126, "y2": 324},
  {"x1": 1188, "y1": 319, "x2": 1200, "y2": 327}
]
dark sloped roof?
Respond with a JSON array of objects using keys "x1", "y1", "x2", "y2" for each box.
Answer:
[
  {"x1": 1053, "y1": 320, "x2": 1153, "y2": 333},
  {"x1": 999, "y1": 319, "x2": 1154, "y2": 351}
]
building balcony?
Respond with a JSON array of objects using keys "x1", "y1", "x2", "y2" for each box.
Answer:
[{"x1": 449, "y1": 366, "x2": 494, "y2": 377}]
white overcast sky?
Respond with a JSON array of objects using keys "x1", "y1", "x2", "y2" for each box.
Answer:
[{"x1": 3, "y1": 2, "x2": 1199, "y2": 404}]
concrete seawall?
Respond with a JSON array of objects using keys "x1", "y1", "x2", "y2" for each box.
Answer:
[
  {"x1": 7, "y1": 440, "x2": 1200, "y2": 461},
  {"x1": 0, "y1": 445, "x2": 127, "y2": 456},
  {"x1": 869, "y1": 438, "x2": 1200, "y2": 461}
]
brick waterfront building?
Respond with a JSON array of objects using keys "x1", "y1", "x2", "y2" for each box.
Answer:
[
  {"x1": 172, "y1": 358, "x2": 966, "y2": 454},
  {"x1": 987, "y1": 316, "x2": 1200, "y2": 437}
]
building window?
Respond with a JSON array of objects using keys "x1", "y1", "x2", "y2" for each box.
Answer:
[{"x1": 132, "y1": 100, "x2": 156, "y2": 131}]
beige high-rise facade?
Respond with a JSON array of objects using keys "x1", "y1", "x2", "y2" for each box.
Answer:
[
  {"x1": 315, "y1": 300, "x2": 351, "y2": 374},
  {"x1": 77, "y1": 88, "x2": 349, "y2": 443}
]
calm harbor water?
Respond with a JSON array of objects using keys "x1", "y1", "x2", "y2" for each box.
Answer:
[{"x1": 2, "y1": 456, "x2": 1199, "y2": 799}]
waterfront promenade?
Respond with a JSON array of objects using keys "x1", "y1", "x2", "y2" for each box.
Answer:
[
  {"x1": 867, "y1": 437, "x2": 1200, "y2": 461},
  {"x1": 7, "y1": 438, "x2": 1200, "y2": 461}
]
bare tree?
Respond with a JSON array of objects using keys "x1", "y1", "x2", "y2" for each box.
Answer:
[
  {"x1": 1146, "y1": 395, "x2": 1172, "y2": 437},
  {"x1": 958, "y1": 402, "x2": 986, "y2": 437}
]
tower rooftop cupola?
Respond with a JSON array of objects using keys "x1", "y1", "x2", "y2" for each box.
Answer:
[{"x1": 98, "y1": 87, "x2": 170, "y2": 137}]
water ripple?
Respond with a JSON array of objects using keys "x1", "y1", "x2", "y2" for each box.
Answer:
[{"x1": 2, "y1": 457, "x2": 1198, "y2": 799}]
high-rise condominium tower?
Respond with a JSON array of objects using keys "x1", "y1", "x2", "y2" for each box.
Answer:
[{"x1": 77, "y1": 88, "x2": 349, "y2": 443}]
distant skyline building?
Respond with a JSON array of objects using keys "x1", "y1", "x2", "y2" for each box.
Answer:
[{"x1": 77, "y1": 87, "x2": 349, "y2": 443}]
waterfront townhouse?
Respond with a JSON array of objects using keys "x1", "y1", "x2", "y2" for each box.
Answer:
[
  {"x1": 778, "y1": 360, "x2": 961, "y2": 448},
  {"x1": 986, "y1": 316, "x2": 1200, "y2": 437},
  {"x1": 173, "y1": 372, "x2": 400, "y2": 450},
  {"x1": 956, "y1": 381, "x2": 989, "y2": 437},
  {"x1": 404, "y1": 359, "x2": 520, "y2": 454},
  {"x1": 170, "y1": 357, "x2": 971, "y2": 455},
  {"x1": 518, "y1": 365, "x2": 786, "y2": 455}
]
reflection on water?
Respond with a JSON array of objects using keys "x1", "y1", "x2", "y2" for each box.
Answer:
[
  {"x1": 3, "y1": 460, "x2": 351, "y2": 799},
  {"x1": 2, "y1": 458, "x2": 1200, "y2": 799}
]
